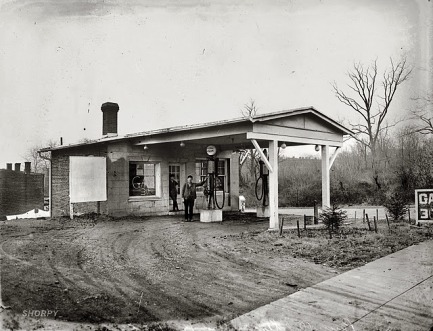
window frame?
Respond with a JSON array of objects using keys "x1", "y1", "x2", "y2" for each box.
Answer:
[{"x1": 128, "y1": 161, "x2": 162, "y2": 200}]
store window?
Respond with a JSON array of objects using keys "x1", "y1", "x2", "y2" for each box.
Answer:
[{"x1": 129, "y1": 162, "x2": 160, "y2": 197}]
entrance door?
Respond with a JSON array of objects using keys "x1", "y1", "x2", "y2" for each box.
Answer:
[{"x1": 168, "y1": 163, "x2": 185, "y2": 211}]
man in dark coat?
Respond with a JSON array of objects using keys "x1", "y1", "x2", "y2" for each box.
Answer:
[
  {"x1": 182, "y1": 175, "x2": 207, "y2": 222},
  {"x1": 169, "y1": 174, "x2": 179, "y2": 212}
]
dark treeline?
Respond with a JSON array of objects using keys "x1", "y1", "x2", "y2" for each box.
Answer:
[{"x1": 240, "y1": 126, "x2": 433, "y2": 207}]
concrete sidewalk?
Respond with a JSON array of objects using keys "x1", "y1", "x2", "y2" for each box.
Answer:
[{"x1": 231, "y1": 240, "x2": 433, "y2": 331}]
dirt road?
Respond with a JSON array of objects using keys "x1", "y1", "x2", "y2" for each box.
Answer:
[{"x1": 1, "y1": 214, "x2": 336, "y2": 326}]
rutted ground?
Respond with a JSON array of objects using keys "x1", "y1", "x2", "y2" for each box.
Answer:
[{"x1": 0, "y1": 214, "x2": 336, "y2": 328}]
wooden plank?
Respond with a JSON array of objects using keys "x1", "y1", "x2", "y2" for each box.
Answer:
[
  {"x1": 246, "y1": 132, "x2": 343, "y2": 147},
  {"x1": 231, "y1": 241, "x2": 433, "y2": 331},
  {"x1": 251, "y1": 139, "x2": 273, "y2": 173},
  {"x1": 351, "y1": 277, "x2": 433, "y2": 330},
  {"x1": 328, "y1": 146, "x2": 340, "y2": 170},
  {"x1": 253, "y1": 123, "x2": 343, "y2": 142},
  {"x1": 135, "y1": 123, "x2": 252, "y2": 145}
]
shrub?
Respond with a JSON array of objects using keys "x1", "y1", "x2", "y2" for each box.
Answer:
[
  {"x1": 384, "y1": 190, "x2": 409, "y2": 221},
  {"x1": 319, "y1": 205, "x2": 347, "y2": 231}
]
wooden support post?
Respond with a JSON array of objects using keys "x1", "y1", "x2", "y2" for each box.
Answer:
[
  {"x1": 321, "y1": 145, "x2": 330, "y2": 209},
  {"x1": 373, "y1": 216, "x2": 378, "y2": 233},
  {"x1": 408, "y1": 208, "x2": 411, "y2": 223},
  {"x1": 363, "y1": 209, "x2": 365, "y2": 223},
  {"x1": 296, "y1": 220, "x2": 301, "y2": 238},
  {"x1": 386, "y1": 214, "x2": 390, "y2": 229},
  {"x1": 355, "y1": 211, "x2": 357, "y2": 222},
  {"x1": 376, "y1": 209, "x2": 379, "y2": 222},
  {"x1": 268, "y1": 140, "x2": 279, "y2": 230},
  {"x1": 366, "y1": 214, "x2": 371, "y2": 231},
  {"x1": 303, "y1": 215, "x2": 307, "y2": 230}
]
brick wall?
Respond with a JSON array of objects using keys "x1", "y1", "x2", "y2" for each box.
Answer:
[
  {"x1": 50, "y1": 140, "x2": 240, "y2": 218},
  {"x1": 102, "y1": 112, "x2": 118, "y2": 135},
  {"x1": 51, "y1": 145, "x2": 108, "y2": 217},
  {"x1": 106, "y1": 141, "x2": 240, "y2": 216},
  {"x1": 102, "y1": 103, "x2": 119, "y2": 135},
  {"x1": 106, "y1": 141, "x2": 193, "y2": 216},
  {"x1": 0, "y1": 170, "x2": 44, "y2": 218}
]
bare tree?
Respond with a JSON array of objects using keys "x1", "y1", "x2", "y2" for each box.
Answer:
[
  {"x1": 22, "y1": 140, "x2": 58, "y2": 174},
  {"x1": 242, "y1": 99, "x2": 258, "y2": 121},
  {"x1": 411, "y1": 94, "x2": 433, "y2": 135},
  {"x1": 240, "y1": 99, "x2": 260, "y2": 182},
  {"x1": 332, "y1": 57, "x2": 412, "y2": 188}
]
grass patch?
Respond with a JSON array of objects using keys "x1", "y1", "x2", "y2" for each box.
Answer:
[{"x1": 234, "y1": 221, "x2": 433, "y2": 271}]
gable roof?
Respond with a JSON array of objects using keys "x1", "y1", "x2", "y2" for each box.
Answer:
[{"x1": 39, "y1": 106, "x2": 352, "y2": 152}]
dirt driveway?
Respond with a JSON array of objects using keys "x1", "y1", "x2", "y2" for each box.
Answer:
[{"x1": 0, "y1": 213, "x2": 336, "y2": 326}]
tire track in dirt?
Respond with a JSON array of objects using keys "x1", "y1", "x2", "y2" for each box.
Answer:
[
  {"x1": 104, "y1": 225, "x2": 220, "y2": 320},
  {"x1": 1, "y1": 216, "x2": 336, "y2": 324}
]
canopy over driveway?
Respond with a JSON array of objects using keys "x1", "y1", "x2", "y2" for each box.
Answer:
[{"x1": 131, "y1": 106, "x2": 352, "y2": 230}]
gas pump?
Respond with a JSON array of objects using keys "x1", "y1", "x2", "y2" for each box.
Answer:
[
  {"x1": 205, "y1": 145, "x2": 225, "y2": 210},
  {"x1": 255, "y1": 149, "x2": 269, "y2": 207}
]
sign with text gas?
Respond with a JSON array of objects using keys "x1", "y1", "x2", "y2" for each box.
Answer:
[{"x1": 415, "y1": 189, "x2": 433, "y2": 222}]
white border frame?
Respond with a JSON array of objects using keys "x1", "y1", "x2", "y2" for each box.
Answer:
[{"x1": 415, "y1": 189, "x2": 433, "y2": 223}]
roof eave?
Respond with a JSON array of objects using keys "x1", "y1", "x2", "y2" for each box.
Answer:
[{"x1": 38, "y1": 106, "x2": 353, "y2": 152}]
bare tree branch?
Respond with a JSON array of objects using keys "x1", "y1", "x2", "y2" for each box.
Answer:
[
  {"x1": 333, "y1": 57, "x2": 412, "y2": 155},
  {"x1": 22, "y1": 139, "x2": 58, "y2": 173},
  {"x1": 333, "y1": 57, "x2": 412, "y2": 188},
  {"x1": 242, "y1": 99, "x2": 258, "y2": 121},
  {"x1": 411, "y1": 92, "x2": 433, "y2": 135}
]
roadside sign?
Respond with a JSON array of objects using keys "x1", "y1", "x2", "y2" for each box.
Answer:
[{"x1": 415, "y1": 189, "x2": 433, "y2": 223}]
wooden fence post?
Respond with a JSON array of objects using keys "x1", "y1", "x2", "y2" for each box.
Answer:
[
  {"x1": 366, "y1": 214, "x2": 371, "y2": 231},
  {"x1": 314, "y1": 200, "x2": 319, "y2": 224},
  {"x1": 279, "y1": 217, "x2": 284, "y2": 237},
  {"x1": 373, "y1": 216, "x2": 378, "y2": 233}
]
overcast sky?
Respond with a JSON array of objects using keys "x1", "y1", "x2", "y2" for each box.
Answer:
[{"x1": 0, "y1": 0, "x2": 431, "y2": 167}]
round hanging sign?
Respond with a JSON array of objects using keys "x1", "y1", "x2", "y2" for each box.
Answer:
[{"x1": 206, "y1": 145, "x2": 217, "y2": 156}]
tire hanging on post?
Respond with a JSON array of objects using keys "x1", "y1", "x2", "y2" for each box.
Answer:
[
  {"x1": 214, "y1": 175, "x2": 225, "y2": 210},
  {"x1": 255, "y1": 175, "x2": 269, "y2": 207},
  {"x1": 255, "y1": 177, "x2": 264, "y2": 200}
]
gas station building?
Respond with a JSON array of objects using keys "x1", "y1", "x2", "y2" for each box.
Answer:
[{"x1": 40, "y1": 102, "x2": 351, "y2": 230}]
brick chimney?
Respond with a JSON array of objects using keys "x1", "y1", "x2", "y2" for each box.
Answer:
[
  {"x1": 6, "y1": 163, "x2": 12, "y2": 170},
  {"x1": 14, "y1": 163, "x2": 21, "y2": 172},
  {"x1": 24, "y1": 162, "x2": 31, "y2": 174},
  {"x1": 101, "y1": 102, "x2": 119, "y2": 136}
]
